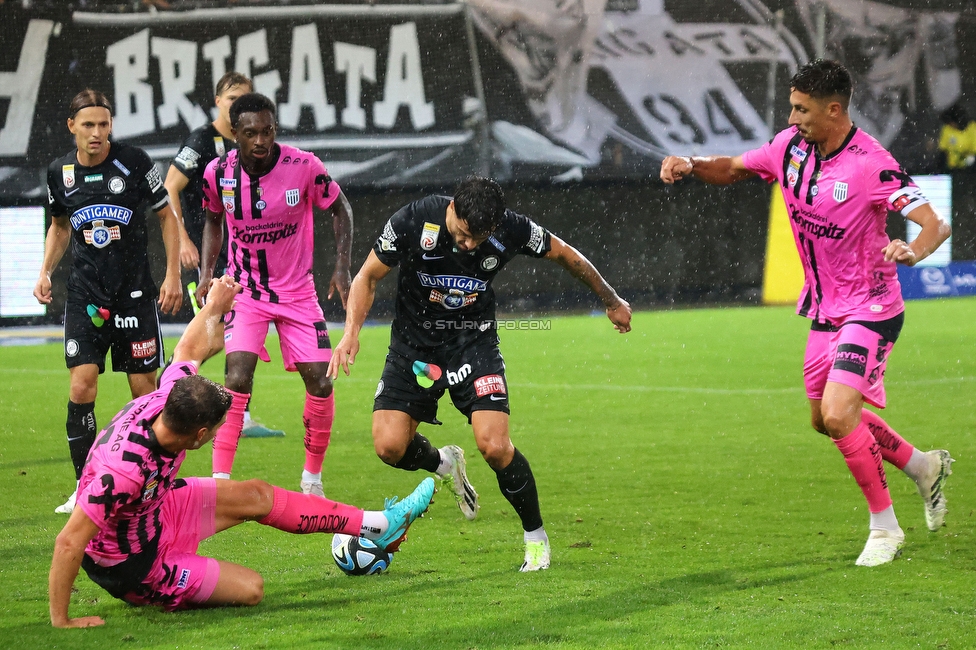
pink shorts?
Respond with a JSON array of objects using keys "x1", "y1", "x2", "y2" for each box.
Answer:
[
  {"x1": 803, "y1": 323, "x2": 895, "y2": 408},
  {"x1": 127, "y1": 477, "x2": 220, "y2": 611},
  {"x1": 223, "y1": 293, "x2": 332, "y2": 372}
]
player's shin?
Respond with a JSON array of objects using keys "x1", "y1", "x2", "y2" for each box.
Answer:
[
  {"x1": 494, "y1": 448, "x2": 543, "y2": 532},
  {"x1": 66, "y1": 400, "x2": 97, "y2": 480},
  {"x1": 834, "y1": 422, "x2": 894, "y2": 517},
  {"x1": 212, "y1": 389, "x2": 248, "y2": 477},
  {"x1": 257, "y1": 486, "x2": 364, "y2": 536},
  {"x1": 302, "y1": 393, "x2": 334, "y2": 475}
]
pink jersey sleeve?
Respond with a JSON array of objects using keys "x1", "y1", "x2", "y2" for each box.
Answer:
[
  {"x1": 741, "y1": 129, "x2": 794, "y2": 183},
  {"x1": 309, "y1": 155, "x2": 341, "y2": 211},
  {"x1": 158, "y1": 361, "x2": 199, "y2": 393},
  {"x1": 863, "y1": 152, "x2": 930, "y2": 217},
  {"x1": 201, "y1": 158, "x2": 224, "y2": 214}
]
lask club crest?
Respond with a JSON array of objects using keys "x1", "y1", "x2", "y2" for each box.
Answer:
[
  {"x1": 833, "y1": 182, "x2": 848, "y2": 202},
  {"x1": 285, "y1": 188, "x2": 300, "y2": 206}
]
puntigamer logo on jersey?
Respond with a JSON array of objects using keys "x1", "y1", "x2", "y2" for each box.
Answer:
[
  {"x1": 70, "y1": 204, "x2": 134, "y2": 229},
  {"x1": 417, "y1": 272, "x2": 487, "y2": 293}
]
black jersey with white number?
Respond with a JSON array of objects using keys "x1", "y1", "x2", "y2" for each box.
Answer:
[
  {"x1": 172, "y1": 123, "x2": 234, "y2": 267},
  {"x1": 373, "y1": 195, "x2": 552, "y2": 351},
  {"x1": 47, "y1": 141, "x2": 169, "y2": 307}
]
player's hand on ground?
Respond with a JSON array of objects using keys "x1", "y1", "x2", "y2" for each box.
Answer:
[
  {"x1": 328, "y1": 334, "x2": 359, "y2": 379},
  {"x1": 883, "y1": 239, "x2": 918, "y2": 266},
  {"x1": 659, "y1": 156, "x2": 694, "y2": 184},
  {"x1": 179, "y1": 236, "x2": 200, "y2": 270},
  {"x1": 329, "y1": 267, "x2": 352, "y2": 310},
  {"x1": 52, "y1": 615, "x2": 105, "y2": 629},
  {"x1": 33, "y1": 274, "x2": 53, "y2": 304},
  {"x1": 158, "y1": 274, "x2": 183, "y2": 315},
  {"x1": 607, "y1": 299, "x2": 632, "y2": 333},
  {"x1": 205, "y1": 275, "x2": 242, "y2": 314}
]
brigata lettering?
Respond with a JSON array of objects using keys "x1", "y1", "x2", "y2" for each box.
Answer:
[
  {"x1": 70, "y1": 204, "x2": 134, "y2": 229},
  {"x1": 417, "y1": 272, "x2": 487, "y2": 292}
]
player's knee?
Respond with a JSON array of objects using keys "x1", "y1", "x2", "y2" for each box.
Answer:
[
  {"x1": 821, "y1": 409, "x2": 856, "y2": 438},
  {"x1": 305, "y1": 375, "x2": 333, "y2": 398},
  {"x1": 237, "y1": 479, "x2": 275, "y2": 517},
  {"x1": 374, "y1": 438, "x2": 406, "y2": 466},
  {"x1": 240, "y1": 574, "x2": 264, "y2": 606},
  {"x1": 224, "y1": 367, "x2": 254, "y2": 393},
  {"x1": 478, "y1": 438, "x2": 513, "y2": 469}
]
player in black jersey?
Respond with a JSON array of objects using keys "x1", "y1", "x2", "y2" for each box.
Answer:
[
  {"x1": 34, "y1": 89, "x2": 183, "y2": 515},
  {"x1": 329, "y1": 176, "x2": 632, "y2": 571},
  {"x1": 162, "y1": 72, "x2": 280, "y2": 438}
]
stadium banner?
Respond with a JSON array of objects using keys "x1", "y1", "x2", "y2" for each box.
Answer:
[
  {"x1": 0, "y1": 0, "x2": 970, "y2": 194},
  {"x1": 897, "y1": 262, "x2": 976, "y2": 301}
]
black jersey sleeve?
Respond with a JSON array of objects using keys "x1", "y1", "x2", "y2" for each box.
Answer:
[
  {"x1": 372, "y1": 202, "x2": 415, "y2": 267},
  {"x1": 133, "y1": 148, "x2": 170, "y2": 211},
  {"x1": 46, "y1": 163, "x2": 67, "y2": 217},
  {"x1": 510, "y1": 211, "x2": 552, "y2": 258},
  {"x1": 171, "y1": 129, "x2": 208, "y2": 179}
]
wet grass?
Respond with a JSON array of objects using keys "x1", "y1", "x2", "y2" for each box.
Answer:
[{"x1": 1, "y1": 298, "x2": 974, "y2": 648}]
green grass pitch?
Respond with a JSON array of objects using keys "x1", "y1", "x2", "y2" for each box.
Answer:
[{"x1": 1, "y1": 299, "x2": 974, "y2": 648}]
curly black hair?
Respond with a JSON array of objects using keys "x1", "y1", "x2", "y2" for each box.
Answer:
[
  {"x1": 229, "y1": 92, "x2": 277, "y2": 128},
  {"x1": 453, "y1": 176, "x2": 505, "y2": 238}
]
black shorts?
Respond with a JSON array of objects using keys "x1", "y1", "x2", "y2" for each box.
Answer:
[
  {"x1": 373, "y1": 336, "x2": 510, "y2": 424},
  {"x1": 63, "y1": 296, "x2": 164, "y2": 374}
]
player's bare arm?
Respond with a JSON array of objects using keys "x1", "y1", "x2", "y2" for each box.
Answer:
[
  {"x1": 156, "y1": 202, "x2": 184, "y2": 315},
  {"x1": 884, "y1": 203, "x2": 951, "y2": 266},
  {"x1": 327, "y1": 189, "x2": 354, "y2": 309},
  {"x1": 544, "y1": 235, "x2": 632, "y2": 333},
  {"x1": 163, "y1": 165, "x2": 200, "y2": 269},
  {"x1": 195, "y1": 208, "x2": 225, "y2": 306},
  {"x1": 328, "y1": 251, "x2": 393, "y2": 379},
  {"x1": 659, "y1": 155, "x2": 755, "y2": 185},
  {"x1": 49, "y1": 507, "x2": 104, "y2": 628},
  {"x1": 172, "y1": 275, "x2": 242, "y2": 366},
  {"x1": 33, "y1": 215, "x2": 71, "y2": 305}
]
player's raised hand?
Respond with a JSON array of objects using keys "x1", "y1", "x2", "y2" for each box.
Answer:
[
  {"x1": 34, "y1": 273, "x2": 53, "y2": 304},
  {"x1": 659, "y1": 156, "x2": 694, "y2": 184},
  {"x1": 328, "y1": 333, "x2": 359, "y2": 379},
  {"x1": 205, "y1": 275, "x2": 242, "y2": 314},
  {"x1": 607, "y1": 299, "x2": 632, "y2": 333},
  {"x1": 882, "y1": 239, "x2": 918, "y2": 266},
  {"x1": 158, "y1": 274, "x2": 183, "y2": 315},
  {"x1": 329, "y1": 267, "x2": 352, "y2": 310}
]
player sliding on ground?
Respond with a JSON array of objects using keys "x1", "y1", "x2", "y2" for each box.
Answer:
[
  {"x1": 328, "y1": 176, "x2": 632, "y2": 572},
  {"x1": 660, "y1": 59, "x2": 953, "y2": 567},
  {"x1": 49, "y1": 275, "x2": 434, "y2": 628}
]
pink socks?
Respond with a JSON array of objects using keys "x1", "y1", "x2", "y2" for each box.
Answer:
[
  {"x1": 212, "y1": 389, "x2": 249, "y2": 476},
  {"x1": 258, "y1": 486, "x2": 363, "y2": 535},
  {"x1": 302, "y1": 393, "x2": 334, "y2": 475},
  {"x1": 861, "y1": 409, "x2": 914, "y2": 469},
  {"x1": 833, "y1": 422, "x2": 892, "y2": 513}
]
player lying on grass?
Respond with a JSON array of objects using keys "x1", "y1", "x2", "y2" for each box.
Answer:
[
  {"x1": 660, "y1": 58, "x2": 953, "y2": 567},
  {"x1": 328, "y1": 176, "x2": 632, "y2": 572},
  {"x1": 49, "y1": 275, "x2": 434, "y2": 628}
]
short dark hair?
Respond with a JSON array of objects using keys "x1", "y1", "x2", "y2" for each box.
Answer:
[
  {"x1": 161, "y1": 375, "x2": 232, "y2": 436},
  {"x1": 215, "y1": 71, "x2": 253, "y2": 97},
  {"x1": 69, "y1": 89, "x2": 113, "y2": 118},
  {"x1": 229, "y1": 93, "x2": 277, "y2": 128},
  {"x1": 452, "y1": 176, "x2": 505, "y2": 238},
  {"x1": 790, "y1": 59, "x2": 853, "y2": 110}
]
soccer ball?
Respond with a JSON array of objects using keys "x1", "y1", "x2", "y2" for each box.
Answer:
[{"x1": 330, "y1": 533, "x2": 394, "y2": 576}]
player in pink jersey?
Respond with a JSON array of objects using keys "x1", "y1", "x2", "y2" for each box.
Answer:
[
  {"x1": 196, "y1": 93, "x2": 353, "y2": 497},
  {"x1": 660, "y1": 59, "x2": 953, "y2": 567},
  {"x1": 49, "y1": 275, "x2": 434, "y2": 628}
]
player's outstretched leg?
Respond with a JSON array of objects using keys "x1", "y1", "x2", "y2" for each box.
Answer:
[
  {"x1": 375, "y1": 477, "x2": 436, "y2": 551},
  {"x1": 438, "y1": 445, "x2": 479, "y2": 520}
]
